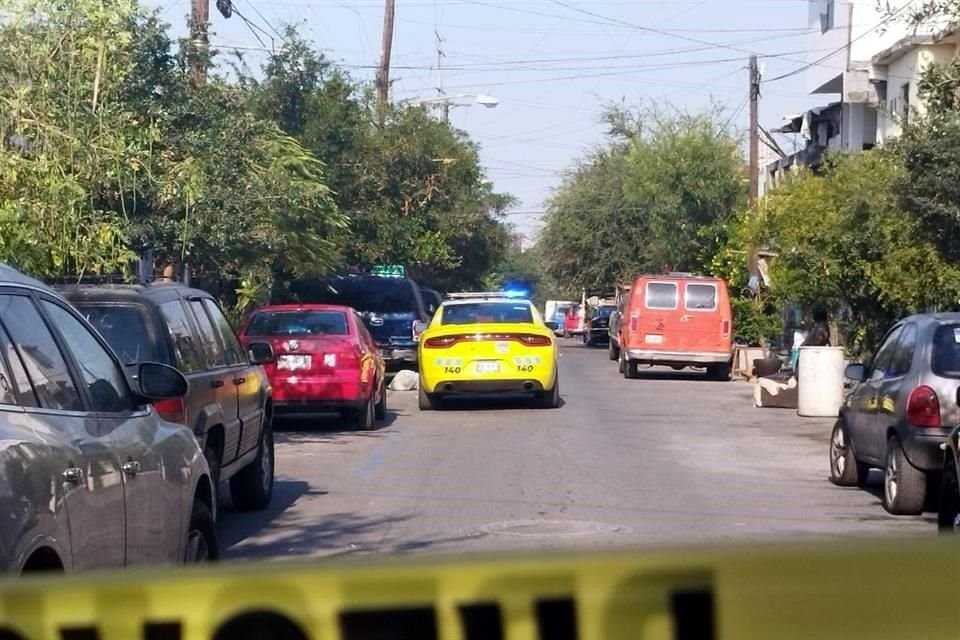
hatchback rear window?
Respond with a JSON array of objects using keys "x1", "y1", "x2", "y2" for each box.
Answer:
[
  {"x1": 645, "y1": 282, "x2": 677, "y2": 309},
  {"x1": 74, "y1": 304, "x2": 159, "y2": 365},
  {"x1": 685, "y1": 283, "x2": 717, "y2": 310},
  {"x1": 246, "y1": 310, "x2": 349, "y2": 336},
  {"x1": 441, "y1": 303, "x2": 533, "y2": 325},
  {"x1": 932, "y1": 324, "x2": 960, "y2": 378}
]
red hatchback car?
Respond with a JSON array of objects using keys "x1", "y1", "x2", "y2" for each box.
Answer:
[{"x1": 240, "y1": 305, "x2": 386, "y2": 429}]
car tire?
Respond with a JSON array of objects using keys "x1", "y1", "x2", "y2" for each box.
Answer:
[
  {"x1": 829, "y1": 420, "x2": 864, "y2": 487},
  {"x1": 938, "y1": 459, "x2": 960, "y2": 534},
  {"x1": 883, "y1": 435, "x2": 926, "y2": 515},
  {"x1": 618, "y1": 349, "x2": 626, "y2": 373},
  {"x1": 608, "y1": 340, "x2": 619, "y2": 361},
  {"x1": 537, "y1": 377, "x2": 560, "y2": 409},
  {"x1": 184, "y1": 500, "x2": 218, "y2": 563},
  {"x1": 375, "y1": 377, "x2": 387, "y2": 420},
  {"x1": 418, "y1": 382, "x2": 438, "y2": 410},
  {"x1": 360, "y1": 397, "x2": 376, "y2": 430},
  {"x1": 230, "y1": 416, "x2": 275, "y2": 511}
]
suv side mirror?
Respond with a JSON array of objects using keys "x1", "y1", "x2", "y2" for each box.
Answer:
[
  {"x1": 545, "y1": 321, "x2": 559, "y2": 331},
  {"x1": 247, "y1": 342, "x2": 275, "y2": 365},
  {"x1": 138, "y1": 362, "x2": 188, "y2": 399},
  {"x1": 412, "y1": 321, "x2": 429, "y2": 338},
  {"x1": 844, "y1": 363, "x2": 866, "y2": 382}
]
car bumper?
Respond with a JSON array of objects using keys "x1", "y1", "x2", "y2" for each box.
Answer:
[
  {"x1": 275, "y1": 399, "x2": 363, "y2": 415},
  {"x1": 625, "y1": 349, "x2": 731, "y2": 365},
  {"x1": 378, "y1": 345, "x2": 418, "y2": 370},
  {"x1": 902, "y1": 428, "x2": 953, "y2": 471},
  {"x1": 268, "y1": 373, "x2": 364, "y2": 406},
  {"x1": 429, "y1": 379, "x2": 548, "y2": 394},
  {"x1": 587, "y1": 328, "x2": 609, "y2": 340}
]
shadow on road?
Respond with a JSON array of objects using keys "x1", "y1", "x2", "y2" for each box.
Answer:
[
  {"x1": 275, "y1": 410, "x2": 400, "y2": 435},
  {"x1": 221, "y1": 501, "x2": 482, "y2": 559},
  {"x1": 437, "y1": 394, "x2": 566, "y2": 411},
  {"x1": 218, "y1": 479, "x2": 318, "y2": 550}
]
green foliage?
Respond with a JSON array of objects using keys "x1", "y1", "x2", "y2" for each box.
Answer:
[
  {"x1": 748, "y1": 151, "x2": 960, "y2": 352},
  {"x1": 538, "y1": 106, "x2": 745, "y2": 298}
]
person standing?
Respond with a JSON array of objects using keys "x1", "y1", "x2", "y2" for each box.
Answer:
[{"x1": 802, "y1": 308, "x2": 831, "y2": 347}]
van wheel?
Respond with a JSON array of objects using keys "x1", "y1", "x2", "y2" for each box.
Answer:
[
  {"x1": 624, "y1": 357, "x2": 639, "y2": 379},
  {"x1": 883, "y1": 435, "x2": 926, "y2": 515},
  {"x1": 707, "y1": 362, "x2": 732, "y2": 381},
  {"x1": 230, "y1": 418, "x2": 274, "y2": 511},
  {"x1": 374, "y1": 378, "x2": 387, "y2": 420}
]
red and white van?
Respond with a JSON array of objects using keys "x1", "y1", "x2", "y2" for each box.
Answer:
[{"x1": 616, "y1": 274, "x2": 733, "y2": 380}]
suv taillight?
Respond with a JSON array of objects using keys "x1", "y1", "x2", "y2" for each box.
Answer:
[
  {"x1": 906, "y1": 385, "x2": 940, "y2": 427},
  {"x1": 153, "y1": 397, "x2": 187, "y2": 425}
]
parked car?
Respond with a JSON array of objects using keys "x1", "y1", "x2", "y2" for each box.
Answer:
[
  {"x1": 607, "y1": 287, "x2": 629, "y2": 362},
  {"x1": 239, "y1": 305, "x2": 386, "y2": 429},
  {"x1": 60, "y1": 283, "x2": 275, "y2": 512},
  {"x1": 831, "y1": 314, "x2": 960, "y2": 516},
  {"x1": 583, "y1": 304, "x2": 616, "y2": 347},
  {"x1": 421, "y1": 288, "x2": 443, "y2": 317},
  {"x1": 616, "y1": 274, "x2": 733, "y2": 380},
  {"x1": 544, "y1": 300, "x2": 575, "y2": 337},
  {"x1": 0, "y1": 264, "x2": 216, "y2": 573},
  {"x1": 287, "y1": 274, "x2": 430, "y2": 371}
]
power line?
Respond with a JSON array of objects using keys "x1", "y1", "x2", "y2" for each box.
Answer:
[{"x1": 764, "y1": 0, "x2": 920, "y2": 83}]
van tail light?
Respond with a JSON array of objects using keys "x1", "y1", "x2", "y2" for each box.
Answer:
[
  {"x1": 906, "y1": 385, "x2": 940, "y2": 427},
  {"x1": 630, "y1": 316, "x2": 638, "y2": 331},
  {"x1": 722, "y1": 320, "x2": 730, "y2": 337},
  {"x1": 153, "y1": 397, "x2": 187, "y2": 425}
]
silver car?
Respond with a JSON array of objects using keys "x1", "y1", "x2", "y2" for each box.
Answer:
[
  {"x1": 0, "y1": 264, "x2": 216, "y2": 573},
  {"x1": 829, "y1": 314, "x2": 960, "y2": 515}
]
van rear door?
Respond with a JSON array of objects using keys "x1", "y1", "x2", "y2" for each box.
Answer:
[
  {"x1": 632, "y1": 280, "x2": 681, "y2": 350},
  {"x1": 675, "y1": 281, "x2": 728, "y2": 352}
]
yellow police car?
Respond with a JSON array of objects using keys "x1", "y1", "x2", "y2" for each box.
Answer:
[{"x1": 416, "y1": 292, "x2": 560, "y2": 410}]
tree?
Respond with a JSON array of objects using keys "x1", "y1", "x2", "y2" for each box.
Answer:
[{"x1": 746, "y1": 151, "x2": 960, "y2": 352}]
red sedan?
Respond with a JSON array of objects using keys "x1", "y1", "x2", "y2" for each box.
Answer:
[{"x1": 240, "y1": 304, "x2": 386, "y2": 429}]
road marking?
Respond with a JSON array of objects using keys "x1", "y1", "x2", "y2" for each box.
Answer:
[{"x1": 353, "y1": 430, "x2": 404, "y2": 480}]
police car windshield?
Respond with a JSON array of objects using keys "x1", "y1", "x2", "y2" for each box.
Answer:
[{"x1": 442, "y1": 302, "x2": 533, "y2": 325}]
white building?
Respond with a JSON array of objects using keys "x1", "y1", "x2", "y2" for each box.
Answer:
[{"x1": 762, "y1": 1, "x2": 954, "y2": 191}]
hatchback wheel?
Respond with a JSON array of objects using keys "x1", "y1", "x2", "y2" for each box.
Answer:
[
  {"x1": 938, "y1": 460, "x2": 960, "y2": 534},
  {"x1": 829, "y1": 420, "x2": 866, "y2": 487},
  {"x1": 230, "y1": 415, "x2": 275, "y2": 511},
  {"x1": 883, "y1": 435, "x2": 926, "y2": 515},
  {"x1": 185, "y1": 500, "x2": 218, "y2": 563}
]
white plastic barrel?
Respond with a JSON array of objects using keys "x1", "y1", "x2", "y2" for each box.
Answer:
[{"x1": 797, "y1": 346, "x2": 846, "y2": 417}]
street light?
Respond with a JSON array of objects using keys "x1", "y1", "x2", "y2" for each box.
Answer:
[{"x1": 401, "y1": 93, "x2": 499, "y2": 122}]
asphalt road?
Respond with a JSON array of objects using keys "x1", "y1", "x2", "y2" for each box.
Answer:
[{"x1": 218, "y1": 340, "x2": 932, "y2": 561}]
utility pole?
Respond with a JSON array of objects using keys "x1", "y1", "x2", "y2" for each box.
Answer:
[
  {"x1": 748, "y1": 54, "x2": 760, "y2": 210},
  {"x1": 747, "y1": 54, "x2": 761, "y2": 290},
  {"x1": 190, "y1": 0, "x2": 210, "y2": 87},
  {"x1": 436, "y1": 30, "x2": 449, "y2": 123},
  {"x1": 375, "y1": 0, "x2": 396, "y2": 125}
]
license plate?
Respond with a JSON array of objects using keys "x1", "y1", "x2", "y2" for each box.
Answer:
[
  {"x1": 277, "y1": 354, "x2": 311, "y2": 370},
  {"x1": 476, "y1": 361, "x2": 500, "y2": 374},
  {"x1": 645, "y1": 334, "x2": 664, "y2": 344}
]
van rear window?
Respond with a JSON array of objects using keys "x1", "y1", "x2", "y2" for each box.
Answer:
[
  {"x1": 645, "y1": 282, "x2": 677, "y2": 309},
  {"x1": 685, "y1": 283, "x2": 717, "y2": 310}
]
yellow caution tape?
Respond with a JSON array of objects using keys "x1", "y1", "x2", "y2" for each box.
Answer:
[{"x1": 0, "y1": 537, "x2": 955, "y2": 640}]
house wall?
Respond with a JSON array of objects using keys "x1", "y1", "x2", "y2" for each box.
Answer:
[{"x1": 877, "y1": 44, "x2": 957, "y2": 142}]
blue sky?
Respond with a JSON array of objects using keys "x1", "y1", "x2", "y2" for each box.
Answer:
[{"x1": 151, "y1": 0, "x2": 831, "y2": 236}]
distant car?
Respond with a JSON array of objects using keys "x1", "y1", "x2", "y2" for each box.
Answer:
[
  {"x1": 1, "y1": 264, "x2": 216, "y2": 573},
  {"x1": 616, "y1": 274, "x2": 733, "y2": 380},
  {"x1": 583, "y1": 305, "x2": 616, "y2": 347},
  {"x1": 608, "y1": 290, "x2": 629, "y2": 362},
  {"x1": 60, "y1": 283, "x2": 275, "y2": 512},
  {"x1": 239, "y1": 305, "x2": 386, "y2": 429},
  {"x1": 544, "y1": 300, "x2": 575, "y2": 337},
  {"x1": 417, "y1": 294, "x2": 560, "y2": 410},
  {"x1": 830, "y1": 314, "x2": 960, "y2": 516},
  {"x1": 563, "y1": 305, "x2": 582, "y2": 337},
  {"x1": 420, "y1": 287, "x2": 443, "y2": 317},
  {"x1": 287, "y1": 274, "x2": 431, "y2": 371}
]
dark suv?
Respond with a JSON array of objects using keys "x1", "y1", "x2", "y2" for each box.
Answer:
[
  {"x1": 60, "y1": 283, "x2": 275, "y2": 511},
  {"x1": 287, "y1": 275, "x2": 430, "y2": 370}
]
